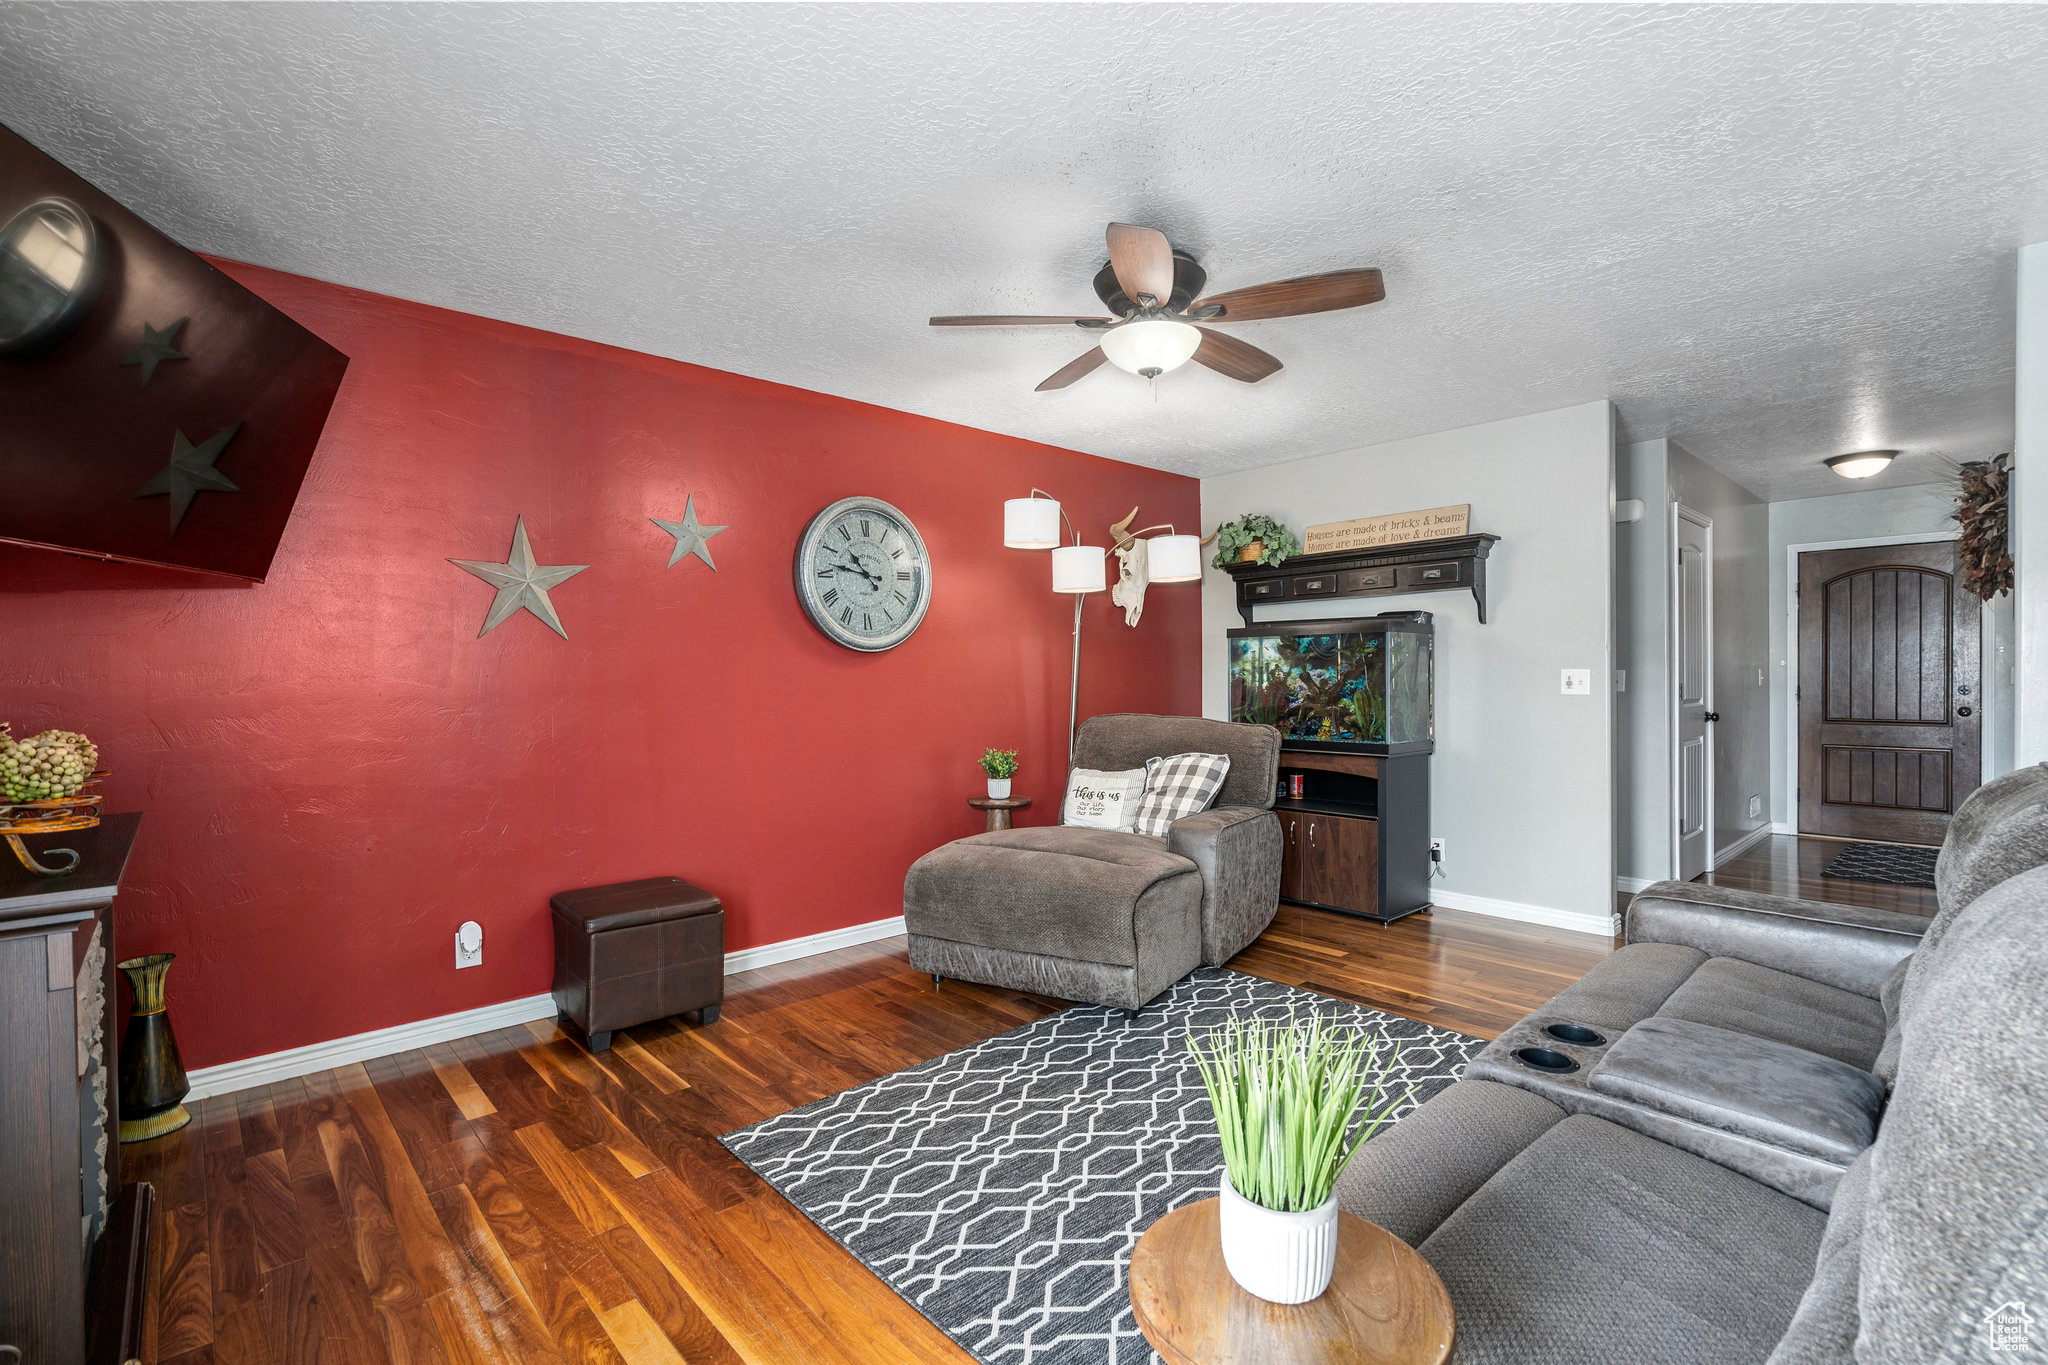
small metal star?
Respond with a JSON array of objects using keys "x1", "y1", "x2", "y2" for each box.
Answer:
[
  {"x1": 121, "y1": 318, "x2": 188, "y2": 386},
  {"x1": 448, "y1": 516, "x2": 589, "y2": 639},
  {"x1": 133, "y1": 422, "x2": 242, "y2": 532},
  {"x1": 651, "y1": 495, "x2": 729, "y2": 570}
]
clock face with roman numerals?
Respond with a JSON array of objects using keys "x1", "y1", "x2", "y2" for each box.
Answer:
[{"x1": 793, "y1": 496, "x2": 933, "y2": 651}]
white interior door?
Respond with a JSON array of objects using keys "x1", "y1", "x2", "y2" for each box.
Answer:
[{"x1": 1675, "y1": 507, "x2": 1714, "y2": 881}]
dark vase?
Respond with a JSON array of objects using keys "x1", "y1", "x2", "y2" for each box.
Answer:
[{"x1": 117, "y1": 952, "x2": 191, "y2": 1141}]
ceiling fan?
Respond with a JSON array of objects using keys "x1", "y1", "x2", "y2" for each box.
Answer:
[{"x1": 930, "y1": 222, "x2": 1384, "y2": 391}]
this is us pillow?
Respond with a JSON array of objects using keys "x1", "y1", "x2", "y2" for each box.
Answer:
[{"x1": 1061, "y1": 767, "x2": 1148, "y2": 831}]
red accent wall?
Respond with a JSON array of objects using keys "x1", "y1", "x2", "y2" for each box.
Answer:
[{"x1": 0, "y1": 262, "x2": 1200, "y2": 1069}]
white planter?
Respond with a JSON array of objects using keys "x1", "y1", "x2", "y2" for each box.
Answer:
[
  {"x1": 986, "y1": 777, "x2": 1012, "y2": 800},
  {"x1": 1217, "y1": 1176, "x2": 1338, "y2": 1304}
]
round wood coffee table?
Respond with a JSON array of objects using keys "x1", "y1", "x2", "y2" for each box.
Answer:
[{"x1": 1129, "y1": 1198, "x2": 1453, "y2": 1365}]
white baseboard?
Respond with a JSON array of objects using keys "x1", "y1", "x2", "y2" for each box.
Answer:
[
  {"x1": 1616, "y1": 875, "x2": 1656, "y2": 895},
  {"x1": 1428, "y1": 888, "x2": 1619, "y2": 938},
  {"x1": 1713, "y1": 822, "x2": 1775, "y2": 867},
  {"x1": 1771, "y1": 821, "x2": 1797, "y2": 836},
  {"x1": 723, "y1": 914, "x2": 905, "y2": 973},
  {"x1": 185, "y1": 913, "x2": 910, "y2": 1102}
]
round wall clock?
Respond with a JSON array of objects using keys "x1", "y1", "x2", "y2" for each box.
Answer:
[{"x1": 794, "y1": 496, "x2": 933, "y2": 651}]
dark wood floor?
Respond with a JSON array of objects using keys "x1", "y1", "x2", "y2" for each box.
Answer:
[
  {"x1": 1703, "y1": 833, "x2": 1939, "y2": 917},
  {"x1": 125, "y1": 843, "x2": 1902, "y2": 1365}
]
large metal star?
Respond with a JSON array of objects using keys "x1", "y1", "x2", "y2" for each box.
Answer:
[
  {"x1": 121, "y1": 318, "x2": 188, "y2": 386},
  {"x1": 651, "y1": 495, "x2": 729, "y2": 570},
  {"x1": 448, "y1": 516, "x2": 589, "y2": 639},
  {"x1": 133, "y1": 422, "x2": 242, "y2": 532}
]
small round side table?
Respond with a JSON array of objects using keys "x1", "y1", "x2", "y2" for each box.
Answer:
[
  {"x1": 968, "y1": 796, "x2": 1032, "y2": 832},
  {"x1": 1129, "y1": 1198, "x2": 1454, "y2": 1365}
]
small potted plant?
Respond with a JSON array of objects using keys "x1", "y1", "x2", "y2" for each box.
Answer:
[
  {"x1": 1187, "y1": 1014, "x2": 1407, "y2": 1304},
  {"x1": 979, "y1": 747, "x2": 1019, "y2": 800},
  {"x1": 1211, "y1": 513, "x2": 1300, "y2": 569}
]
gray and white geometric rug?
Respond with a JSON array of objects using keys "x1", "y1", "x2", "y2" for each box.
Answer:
[{"x1": 721, "y1": 966, "x2": 1481, "y2": 1365}]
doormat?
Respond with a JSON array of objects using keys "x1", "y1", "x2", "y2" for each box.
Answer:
[
  {"x1": 720, "y1": 966, "x2": 1481, "y2": 1364},
  {"x1": 1822, "y1": 841, "x2": 1939, "y2": 888}
]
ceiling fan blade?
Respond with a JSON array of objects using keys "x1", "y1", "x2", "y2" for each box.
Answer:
[
  {"x1": 929, "y1": 315, "x2": 1111, "y2": 327},
  {"x1": 1193, "y1": 328, "x2": 1283, "y2": 383},
  {"x1": 1105, "y1": 223, "x2": 1175, "y2": 308},
  {"x1": 1194, "y1": 268, "x2": 1385, "y2": 322},
  {"x1": 1035, "y1": 347, "x2": 1108, "y2": 391}
]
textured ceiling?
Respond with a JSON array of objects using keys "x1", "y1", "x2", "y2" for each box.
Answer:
[{"x1": 5, "y1": 3, "x2": 2047, "y2": 498}]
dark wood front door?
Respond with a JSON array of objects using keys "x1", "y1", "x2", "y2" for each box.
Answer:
[{"x1": 1798, "y1": 541, "x2": 1981, "y2": 844}]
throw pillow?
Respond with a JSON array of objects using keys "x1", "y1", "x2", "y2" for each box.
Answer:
[
  {"x1": 1061, "y1": 767, "x2": 1148, "y2": 831},
  {"x1": 1131, "y1": 752, "x2": 1232, "y2": 837}
]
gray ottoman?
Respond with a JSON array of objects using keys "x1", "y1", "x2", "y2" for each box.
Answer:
[{"x1": 904, "y1": 825, "x2": 1203, "y2": 1012}]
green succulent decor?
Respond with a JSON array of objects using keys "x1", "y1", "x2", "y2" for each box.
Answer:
[
  {"x1": 1188, "y1": 1014, "x2": 1409, "y2": 1213},
  {"x1": 1211, "y1": 514, "x2": 1300, "y2": 570},
  {"x1": 978, "y1": 747, "x2": 1020, "y2": 780}
]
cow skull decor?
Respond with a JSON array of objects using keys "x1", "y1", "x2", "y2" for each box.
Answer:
[{"x1": 1108, "y1": 509, "x2": 1202, "y2": 626}]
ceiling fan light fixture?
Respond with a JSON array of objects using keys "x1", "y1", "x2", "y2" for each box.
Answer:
[
  {"x1": 1097, "y1": 318, "x2": 1201, "y2": 378},
  {"x1": 1825, "y1": 449, "x2": 1898, "y2": 480}
]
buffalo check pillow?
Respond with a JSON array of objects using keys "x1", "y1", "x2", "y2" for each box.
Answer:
[{"x1": 1131, "y1": 752, "x2": 1232, "y2": 837}]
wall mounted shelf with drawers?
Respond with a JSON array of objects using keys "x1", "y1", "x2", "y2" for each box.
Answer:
[{"x1": 1223, "y1": 533, "x2": 1502, "y2": 626}]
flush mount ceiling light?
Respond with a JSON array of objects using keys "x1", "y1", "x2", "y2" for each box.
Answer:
[
  {"x1": 1825, "y1": 449, "x2": 1898, "y2": 480},
  {"x1": 931, "y1": 221, "x2": 1386, "y2": 391},
  {"x1": 1096, "y1": 318, "x2": 1202, "y2": 378}
]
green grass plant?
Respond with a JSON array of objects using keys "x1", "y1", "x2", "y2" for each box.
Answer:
[{"x1": 1187, "y1": 1014, "x2": 1409, "y2": 1212}]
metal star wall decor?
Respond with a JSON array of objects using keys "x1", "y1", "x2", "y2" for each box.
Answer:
[
  {"x1": 121, "y1": 318, "x2": 188, "y2": 385},
  {"x1": 134, "y1": 422, "x2": 242, "y2": 532},
  {"x1": 651, "y1": 495, "x2": 729, "y2": 570},
  {"x1": 449, "y1": 516, "x2": 589, "y2": 639}
]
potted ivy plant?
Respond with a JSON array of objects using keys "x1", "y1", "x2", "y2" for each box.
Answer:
[
  {"x1": 979, "y1": 747, "x2": 1019, "y2": 800},
  {"x1": 1211, "y1": 513, "x2": 1300, "y2": 569},
  {"x1": 1187, "y1": 1014, "x2": 1408, "y2": 1304}
]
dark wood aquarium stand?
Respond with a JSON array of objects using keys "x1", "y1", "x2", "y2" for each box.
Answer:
[
  {"x1": 0, "y1": 813, "x2": 151, "y2": 1365},
  {"x1": 1275, "y1": 750, "x2": 1432, "y2": 925}
]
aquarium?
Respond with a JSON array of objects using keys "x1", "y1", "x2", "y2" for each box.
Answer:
[{"x1": 1226, "y1": 613, "x2": 1434, "y2": 754}]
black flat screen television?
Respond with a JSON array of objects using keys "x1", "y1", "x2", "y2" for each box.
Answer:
[{"x1": 0, "y1": 123, "x2": 347, "y2": 581}]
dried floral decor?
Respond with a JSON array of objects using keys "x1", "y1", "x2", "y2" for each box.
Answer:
[{"x1": 1953, "y1": 453, "x2": 2012, "y2": 600}]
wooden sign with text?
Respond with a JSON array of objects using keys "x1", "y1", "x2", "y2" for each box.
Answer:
[{"x1": 1303, "y1": 505, "x2": 1471, "y2": 554}]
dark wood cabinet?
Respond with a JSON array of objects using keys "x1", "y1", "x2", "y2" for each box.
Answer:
[
  {"x1": 0, "y1": 815, "x2": 150, "y2": 1365},
  {"x1": 1224, "y1": 533, "x2": 1501, "y2": 626},
  {"x1": 1273, "y1": 752, "x2": 1430, "y2": 924}
]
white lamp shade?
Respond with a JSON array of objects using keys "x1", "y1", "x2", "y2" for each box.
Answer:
[
  {"x1": 1098, "y1": 319, "x2": 1202, "y2": 377},
  {"x1": 1051, "y1": 545, "x2": 1106, "y2": 594},
  {"x1": 1147, "y1": 533, "x2": 1202, "y2": 582},
  {"x1": 1825, "y1": 450, "x2": 1897, "y2": 480},
  {"x1": 1004, "y1": 496, "x2": 1062, "y2": 549}
]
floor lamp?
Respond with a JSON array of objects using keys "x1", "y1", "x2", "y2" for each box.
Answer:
[{"x1": 1003, "y1": 490, "x2": 1203, "y2": 768}]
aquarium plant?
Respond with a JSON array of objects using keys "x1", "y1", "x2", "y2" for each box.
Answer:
[{"x1": 1211, "y1": 513, "x2": 1299, "y2": 569}]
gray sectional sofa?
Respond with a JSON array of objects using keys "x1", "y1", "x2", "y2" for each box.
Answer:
[
  {"x1": 902, "y1": 714, "x2": 1284, "y2": 1011},
  {"x1": 1337, "y1": 762, "x2": 2048, "y2": 1364}
]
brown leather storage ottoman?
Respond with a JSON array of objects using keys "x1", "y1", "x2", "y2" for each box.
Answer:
[{"x1": 551, "y1": 877, "x2": 723, "y2": 1052}]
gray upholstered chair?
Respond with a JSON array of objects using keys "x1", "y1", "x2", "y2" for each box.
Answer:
[{"x1": 903, "y1": 713, "x2": 1284, "y2": 1011}]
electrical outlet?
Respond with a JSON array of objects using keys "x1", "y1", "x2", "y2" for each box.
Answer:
[
  {"x1": 1561, "y1": 668, "x2": 1592, "y2": 695},
  {"x1": 1748, "y1": 795, "x2": 1763, "y2": 819},
  {"x1": 1430, "y1": 838, "x2": 1446, "y2": 864},
  {"x1": 455, "y1": 920, "x2": 483, "y2": 969}
]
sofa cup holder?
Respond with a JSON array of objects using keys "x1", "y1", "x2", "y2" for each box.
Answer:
[
  {"x1": 1543, "y1": 1023, "x2": 1607, "y2": 1047},
  {"x1": 1514, "y1": 1046, "x2": 1581, "y2": 1074}
]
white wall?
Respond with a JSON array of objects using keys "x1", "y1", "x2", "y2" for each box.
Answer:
[
  {"x1": 1766, "y1": 483, "x2": 1960, "y2": 827},
  {"x1": 1615, "y1": 439, "x2": 1770, "y2": 885},
  {"x1": 1201, "y1": 401, "x2": 1616, "y2": 934},
  {"x1": 2018, "y1": 241, "x2": 2048, "y2": 765}
]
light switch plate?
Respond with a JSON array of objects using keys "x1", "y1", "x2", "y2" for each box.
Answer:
[
  {"x1": 1561, "y1": 668, "x2": 1592, "y2": 695},
  {"x1": 1615, "y1": 669, "x2": 1627, "y2": 693}
]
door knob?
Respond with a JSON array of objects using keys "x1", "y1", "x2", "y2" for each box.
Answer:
[{"x1": 1702, "y1": 711, "x2": 1720, "y2": 723}]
